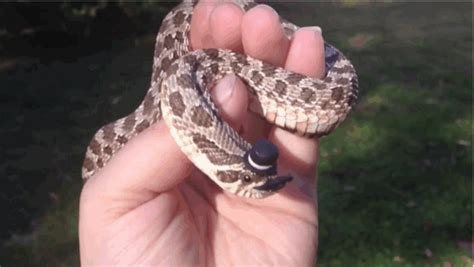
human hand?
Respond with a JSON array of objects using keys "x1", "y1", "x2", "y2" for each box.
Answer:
[{"x1": 80, "y1": 2, "x2": 325, "y2": 266}]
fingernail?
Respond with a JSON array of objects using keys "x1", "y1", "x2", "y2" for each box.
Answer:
[
  {"x1": 308, "y1": 26, "x2": 322, "y2": 35},
  {"x1": 253, "y1": 4, "x2": 279, "y2": 18},
  {"x1": 213, "y1": 75, "x2": 236, "y2": 105}
]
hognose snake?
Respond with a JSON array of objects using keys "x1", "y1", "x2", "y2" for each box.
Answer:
[{"x1": 82, "y1": 0, "x2": 358, "y2": 198}]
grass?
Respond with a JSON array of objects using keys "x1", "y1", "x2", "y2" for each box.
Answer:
[
  {"x1": 300, "y1": 2, "x2": 473, "y2": 266},
  {"x1": 0, "y1": 2, "x2": 472, "y2": 266}
]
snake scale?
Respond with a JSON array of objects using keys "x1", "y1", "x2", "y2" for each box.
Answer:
[{"x1": 82, "y1": 0, "x2": 358, "y2": 198}]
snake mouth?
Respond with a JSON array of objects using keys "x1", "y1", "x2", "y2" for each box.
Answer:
[{"x1": 254, "y1": 176, "x2": 293, "y2": 192}]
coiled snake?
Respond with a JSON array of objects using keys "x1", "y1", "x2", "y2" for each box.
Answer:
[{"x1": 82, "y1": 0, "x2": 358, "y2": 198}]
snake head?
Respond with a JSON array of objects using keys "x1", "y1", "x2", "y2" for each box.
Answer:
[
  {"x1": 211, "y1": 140, "x2": 293, "y2": 198},
  {"x1": 227, "y1": 169, "x2": 292, "y2": 198},
  {"x1": 228, "y1": 140, "x2": 293, "y2": 198}
]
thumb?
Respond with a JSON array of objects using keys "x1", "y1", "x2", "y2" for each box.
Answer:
[
  {"x1": 211, "y1": 74, "x2": 248, "y2": 130},
  {"x1": 81, "y1": 75, "x2": 249, "y2": 212}
]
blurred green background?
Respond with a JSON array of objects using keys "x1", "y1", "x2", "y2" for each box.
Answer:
[{"x1": 0, "y1": 1, "x2": 471, "y2": 266}]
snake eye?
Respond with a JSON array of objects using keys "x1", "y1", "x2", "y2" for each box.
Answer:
[{"x1": 243, "y1": 175, "x2": 252, "y2": 183}]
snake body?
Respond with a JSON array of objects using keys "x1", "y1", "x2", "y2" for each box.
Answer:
[{"x1": 82, "y1": 0, "x2": 358, "y2": 198}]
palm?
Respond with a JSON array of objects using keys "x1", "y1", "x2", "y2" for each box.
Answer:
[{"x1": 133, "y1": 166, "x2": 317, "y2": 266}]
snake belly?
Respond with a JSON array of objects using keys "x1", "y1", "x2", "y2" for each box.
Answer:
[{"x1": 82, "y1": 0, "x2": 359, "y2": 199}]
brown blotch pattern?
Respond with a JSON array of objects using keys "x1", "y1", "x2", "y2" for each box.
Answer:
[
  {"x1": 161, "y1": 57, "x2": 172, "y2": 73},
  {"x1": 103, "y1": 145, "x2": 113, "y2": 156},
  {"x1": 348, "y1": 93, "x2": 358, "y2": 107},
  {"x1": 313, "y1": 81, "x2": 327, "y2": 90},
  {"x1": 250, "y1": 70, "x2": 264, "y2": 86},
  {"x1": 89, "y1": 139, "x2": 101, "y2": 155},
  {"x1": 287, "y1": 73, "x2": 306, "y2": 85},
  {"x1": 200, "y1": 73, "x2": 211, "y2": 90},
  {"x1": 163, "y1": 34, "x2": 175, "y2": 49},
  {"x1": 135, "y1": 120, "x2": 150, "y2": 133},
  {"x1": 274, "y1": 80, "x2": 287, "y2": 96},
  {"x1": 143, "y1": 94, "x2": 154, "y2": 115},
  {"x1": 183, "y1": 54, "x2": 197, "y2": 65},
  {"x1": 171, "y1": 51, "x2": 179, "y2": 61},
  {"x1": 117, "y1": 135, "x2": 128, "y2": 145},
  {"x1": 233, "y1": 53, "x2": 249, "y2": 65},
  {"x1": 174, "y1": 31, "x2": 184, "y2": 43},
  {"x1": 216, "y1": 171, "x2": 239, "y2": 183},
  {"x1": 330, "y1": 67, "x2": 342, "y2": 74},
  {"x1": 166, "y1": 62, "x2": 179, "y2": 76},
  {"x1": 96, "y1": 158, "x2": 104, "y2": 168},
  {"x1": 176, "y1": 74, "x2": 193, "y2": 89},
  {"x1": 102, "y1": 124, "x2": 116, "y2": 141},
  {"x1": 204, "y1": 49, "x2": 220, "y2": 61},
  {"x1": 332, "y1": 65, "x2": 354, "y2": 74},
  {"x1": 173, "y1": 11, "x2": 187, "y2": 25},
  {"x1": 331, "y1": 86, "x2": 344, "y2": 102},
  {"x1": 265, "y1": 89, "x2": 274, "y2": 98},
  {"x1": 191, "y1": 106, "x2": 213, "y2": 128},
  {"x1": 192, "y1": 134, "x2": 242, "y2": 165},
  {"x1": 300, "y1": 87, "x2": 316, "y2": 103},
  {"x1": 169, "y1": 91, "x2": 186, "y2": 116},
  {"x1": 261, "y1": 65, "x2": 276, "y2": 76},
  {"x1": 230, "y1": 62, "x2": 241, "y2": 73},
  {"x1": 123, "y1": 114, "x2": 136, "y2": 131},
  {"x1": 83, "y1": 158, "x2": 95, "y2": 171},
  {"x1": 210, "y1": 63, "x2": 220, "y2": 75},
  {"x1": 320, "y1": 101, "x2": 330, "y2": 110},
  {"x1": 336, "y1": 77, "x2": 349, "y2": 84}
]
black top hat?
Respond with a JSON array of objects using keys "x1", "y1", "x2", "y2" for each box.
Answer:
[{"x1": 244, "y1": 139, "x2": 279, "y2": 176}]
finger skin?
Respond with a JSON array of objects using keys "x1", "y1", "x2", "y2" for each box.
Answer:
[
  {"x1": 285, "y1": 27, "x2": 325, "y2": 78},
  {"x1": 191, "y1": 1, "x2": 244, "y2": 51},
  {"x1": 212, "y1": 75, "x2": 249, "y2": 129},
  {"x1": 210, "y1": 2, "x2": 244, "y2": 52},
  {"x1": 272, "y1": 27, "x2": 325, "y2": 178},
  {"x1": 190, "y1": 1, "x2": 217, "y2": 49},
  {"x1": 242, "y1": 4, "x2": 290, "y2": 66},
  {"x1": 240, "y1": 4, "x2": 290, "y2": 142}
]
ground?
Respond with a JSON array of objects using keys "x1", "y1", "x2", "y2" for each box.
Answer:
[{"x1": 0, "y1": 2, "x2": 471, "y2": 266}]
